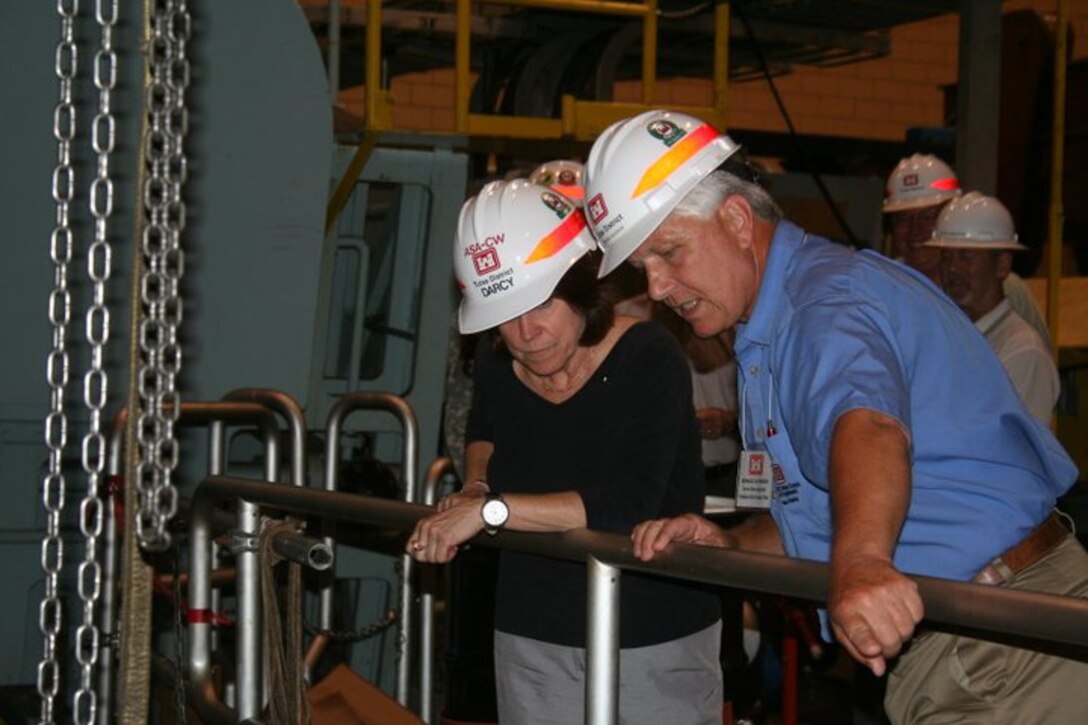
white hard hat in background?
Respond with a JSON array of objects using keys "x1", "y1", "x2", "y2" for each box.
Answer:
[
  {"x1": 529, "y1": 159, "x2": 585, "y2": 204},
  {"x1": 454, "y1": 179, "x2": 597, "y2": 334},
  {"x1": 883, "y1": 153, "x2": 961, "y2": 212},
  {"x1": 583, "y1": 109, "x2": 741, "y2": 277},
  {"x1": 924, "y1": 191, "x2": 1027, "y2": 251}
]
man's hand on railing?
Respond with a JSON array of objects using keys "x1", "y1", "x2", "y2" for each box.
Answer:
[
  {"x1": 407, "y1": 495, "x2": 485, "y2": 564},
  {"x1": 631, "y1": 513, "x2": 738, "y2": 561},
  {"x1": 827, "y1": 553, "x2": 923, "y2": 677}
]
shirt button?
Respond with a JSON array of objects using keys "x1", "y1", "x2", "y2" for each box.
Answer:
[
  {"x1": 756, "y1": 427, "x2": 765, "y2": 439},
  {"x1": 748, "y1": 365, "x2": 760, "y2": 375}
]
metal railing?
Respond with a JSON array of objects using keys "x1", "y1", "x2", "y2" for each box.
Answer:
[
  {"x1": 100, "y1": 402, "x2": 285, "y2": 723},
  {"x1": 320, "y1": 391, "x2": 420, "y2": 705},
  {"x1": 419, "y1": 456, "x2": 459, "y2": 723},
  {"x1": 187, "y1": 474, "x2": 1088, "y2": 724}
]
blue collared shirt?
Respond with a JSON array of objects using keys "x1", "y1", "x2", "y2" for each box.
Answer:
[{"x1": 734, "y1": 221, "x2": 1076, "y2": 582}]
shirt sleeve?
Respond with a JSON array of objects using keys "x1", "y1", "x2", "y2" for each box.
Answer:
[
  {"x1": 464, "y1": 340, "x2": 494, "y2": 445},
  {"x1": 774, "y1": 298, "x2": 912, "y2": 488},
  {"x1": 1002, "y1": 345, "x2": 1059, "y2": 424},
  {"x1": 579, "y1": 324, "x2": 703, "y2": 532}
]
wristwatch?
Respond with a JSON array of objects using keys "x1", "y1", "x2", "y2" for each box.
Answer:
[{"x1": 480, "y1": 492, "x2": 509, "y2": 535}]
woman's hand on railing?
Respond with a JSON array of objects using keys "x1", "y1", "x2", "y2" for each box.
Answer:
[
  {"x1": 631, "y1": 513, "x2": 737, "y2": 561},
  {"x1": 436, "y1": 480, "x2": 488, "y2": 513},
  {"x1": 407, "y1": 497, "x2": 486, "y2": 564}
]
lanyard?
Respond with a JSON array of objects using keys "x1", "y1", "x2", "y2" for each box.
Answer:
[{"x1": 739, "y1": 365, "x2": 777, "y2": 449}]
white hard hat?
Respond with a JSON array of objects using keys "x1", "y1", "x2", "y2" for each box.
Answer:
[
  {"x1": 883, "y1": 153, "x2": 960, "y2": 212},
  {"x1": 583, "y1": 110, "x2": 741, "y2": 277},
  {"x1": 529, "y1": 159, "x2": 585, "y2": 204},
  {"x1": 924, "y1": 191, "x2": 1027, "y2": 251},
  {"x1": 454, "y1": 179, "x2": 597, "y2": 334}
]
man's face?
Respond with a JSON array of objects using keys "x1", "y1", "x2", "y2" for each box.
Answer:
[
  {"x1": 627, "y1": 200, "x2": 760, "y2": 338},
  {"x1": 939, "y1": 248, "x2": 1009, "y2": 321},
  {"x1": 887, "y1": 204, "x2": 944, "y2": 283}
]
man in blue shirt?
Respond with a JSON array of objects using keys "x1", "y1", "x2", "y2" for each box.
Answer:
[{"x1": 584, "y1": 109, "x2": 1088, "y2": 723}]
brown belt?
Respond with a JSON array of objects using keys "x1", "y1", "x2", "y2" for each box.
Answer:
[{"x1": 973, "y1": 512, "x2": 1069, "y2": 586}]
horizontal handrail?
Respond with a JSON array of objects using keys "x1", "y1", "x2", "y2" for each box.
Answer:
[{"x1": 192, "y1": 475, "x2": 1088, "y2": 650}]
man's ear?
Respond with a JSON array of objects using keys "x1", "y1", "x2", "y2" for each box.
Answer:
[
  {"x1": 716, "y1": 195, "x2": 754, "y2": 248},
  {"x1": 995, "y1": 250, "x2": 1013, "y2": 281}
]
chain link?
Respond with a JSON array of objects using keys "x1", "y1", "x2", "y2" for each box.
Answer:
[
  {"x1": 68, "y1": 1, "x2": 120, "y2": 721},
  {"x1": 136, "y1": 0, "x2": 190, "y2": 552},
  {"x1": 38, "y1": 1, "x2": 79, "y2": 720}
]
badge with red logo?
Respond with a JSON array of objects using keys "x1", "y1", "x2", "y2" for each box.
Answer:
[
  {"x1": 736, "y1": 450, "x2": 773, "y2": 509},
  {"x1": 647, "y1": 119, "x2": 686, "y2": 147},
  {"x1": 587, "y1": 194, "x2": 608, "y2": 224}
]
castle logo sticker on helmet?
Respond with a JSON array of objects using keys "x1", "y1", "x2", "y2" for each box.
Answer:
[
  {"x1": 524, "y1": 210, "x2": 588, "y2": 264},
  {"x1": 540, "y1": 190, "x2": 573, "y2": 220},
  {"x1": 632, "y1": 123, "x2": 720, "y2": 198},
  {"x1": 587, "y1": 194, "x2": 609, "y2": 224},
  {"x1": 472, "y1": 247, "x2": 501, "y2": 276},
  {"x1": 647, "y1": 119, "x2": 685, "y2": 147},
  {"x1": 903, "y1": 173, "x2": 919, "y2": 188}
]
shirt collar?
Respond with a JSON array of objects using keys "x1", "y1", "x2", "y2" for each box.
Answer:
[
  {"x1": 736, "y1": 219, "x2": 807, "y2": 351},
  {"x1": 974, "y1": 297, "x2": 1012, "y2": 336}
]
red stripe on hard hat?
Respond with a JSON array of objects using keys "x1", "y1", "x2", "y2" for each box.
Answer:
[
  {"x1": 524, "y1": 211, "x2": 587, "y2": 264},
  {"x1": 632, "y1": 123, "x2": 719, "y2": 199},
  {"x1": 930, "y1": 178, "x2": 959, "y2": 191}
]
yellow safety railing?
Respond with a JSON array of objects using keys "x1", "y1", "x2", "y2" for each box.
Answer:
[{"x1": 360, "y1": 0, "x2": 730, "y2": 139}]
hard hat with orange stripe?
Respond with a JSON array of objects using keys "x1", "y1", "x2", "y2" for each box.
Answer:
[
  {"x1": 529, "y1": 159, "x2": 585, "y2": 205},
  {"x1": 583, "y1": 110, "x2": 740, "y2": 277},
  {"x1": 883, "y1": 154, "x2": 960, "y2": 212},
  {"x1": 454, "y1": 179, "x2": 596, "y2": 334}
]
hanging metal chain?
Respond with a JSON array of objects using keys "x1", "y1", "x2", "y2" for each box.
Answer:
[
  {"x1": 70, "y1": 1, "x2": 119, "y2": 721},
  {"x1": 135, "y1": 0, "x2": 190, "y2": 551},
  {"x1": 38, "y1": 1, "x2": 79, "y2": 721}
]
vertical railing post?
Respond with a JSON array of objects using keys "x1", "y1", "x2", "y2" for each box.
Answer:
[
  {"x1": 419, "y1": 456, "x2": 455, "y2": 723},
  {"x1": 322, "y1": 392, "x2": 419, "y2": 707},
  {"x1": 586, "y1": 556, "x2": 619, "y2": 725},
  {"x1": 235, "y1": 427, "x2": 279, "y2": 720}
]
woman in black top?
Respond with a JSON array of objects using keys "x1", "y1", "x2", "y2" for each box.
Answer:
[{"x1": 407, "y1": 179, "x2": 720, "y2": 724}]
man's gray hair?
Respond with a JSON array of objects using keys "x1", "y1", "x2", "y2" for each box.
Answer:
[{"x1": 671, "y1": 170, "x2": 783, "y2": 224}]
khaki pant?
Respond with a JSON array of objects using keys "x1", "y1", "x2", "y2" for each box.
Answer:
[{"x1": 885, "y1": 535, "x2": 1088, "y2": 724}]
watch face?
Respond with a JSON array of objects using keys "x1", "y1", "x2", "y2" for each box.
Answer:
[{"x1": 482, "y1": 498, "x2": 509, "y2": 527}]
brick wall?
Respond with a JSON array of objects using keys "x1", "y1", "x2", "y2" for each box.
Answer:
[{"x1": 339, "y1": 1, "x2": 1088, "y2": 141}]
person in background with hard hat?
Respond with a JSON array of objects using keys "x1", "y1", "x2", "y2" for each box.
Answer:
[
  {"x1": 583, "y1": 109, "x2": 1087, "y2": 724},
  {"x1": 883, "y1": 153, "x2": 1051, "y2": 347},
  {"x1": 925, "y1": 192, "x2": 1059, "y2": 423},
  {"x1": 882, "y1": 153, "x2": 961, "y2": 285},
  {"x1": 407, "y1": 179, "x2": 722, "y2": 725}
]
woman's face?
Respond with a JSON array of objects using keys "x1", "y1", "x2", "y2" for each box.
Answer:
[{"x1": 498, "y1": 298, "x2": 586, "y2": 377}]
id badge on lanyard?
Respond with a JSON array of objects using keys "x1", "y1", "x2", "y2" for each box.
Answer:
[{"x1": 736, "y1": 370, "x2": 777, "y2": 510}]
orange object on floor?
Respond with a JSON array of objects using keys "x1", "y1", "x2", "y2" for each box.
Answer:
[{"x1": 309, "y1": 664, "x2": 423, "y2": 725}]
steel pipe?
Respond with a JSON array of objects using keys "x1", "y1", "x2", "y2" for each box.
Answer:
[
  {"x1": 419, "y1": 456, "x2": 457, "y2": 723},
  {"x1": 586, "y1": 556, "x2": 620, "y2": 725},
  {"x1": 272, "y1": 532, "x2": 334, "y2": 571},
  {"x1": 102, "y1": 403, "x2": 280, "y2": 723},
  {"x1": 183, "y1": 406, "x2": 280, "y2": 724},
  {"x1": 321, "y1": 392, "x2": 419, "y2": 706},
  {"x1": 191, "y1": 476, "x2": 1088, "y2": 650}
]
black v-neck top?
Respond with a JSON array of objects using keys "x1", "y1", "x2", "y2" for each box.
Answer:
[{"x1": 467, "y1": 321, "x2": 720, "y2": 647}]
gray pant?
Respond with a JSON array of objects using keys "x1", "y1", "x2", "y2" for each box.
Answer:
[
  {"x1": 885, "y1": 535, "x2": 1088, "y2": 724},
  {"x1": 494, "y1": 622, "x2": 723, "y2": 725}
]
